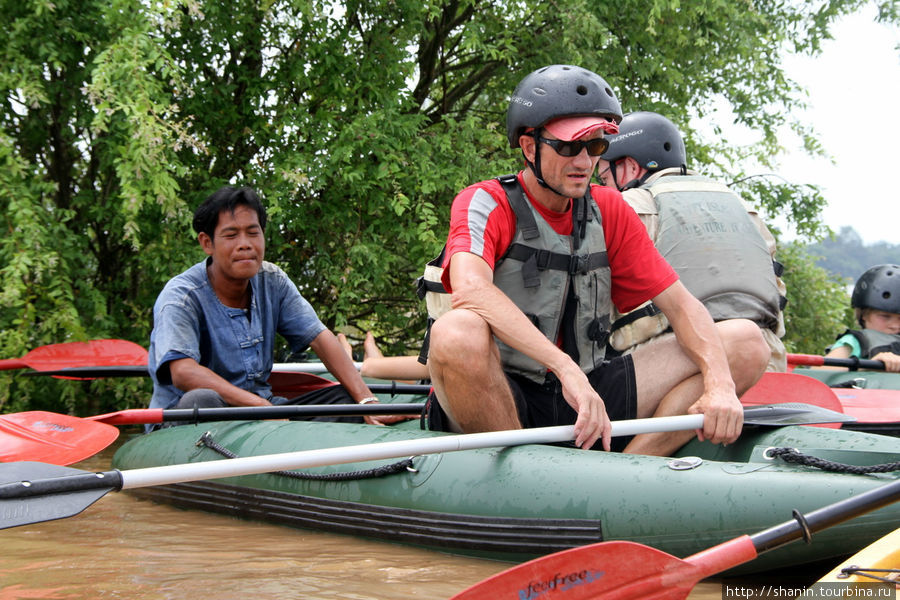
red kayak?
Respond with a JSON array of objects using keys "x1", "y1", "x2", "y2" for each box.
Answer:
[
  {"x1": 742, "y1": 370, "x2": 900, "y2": 437},
  {"x1": 830, "y1": 387, "x2": 900, "y2": 436}
]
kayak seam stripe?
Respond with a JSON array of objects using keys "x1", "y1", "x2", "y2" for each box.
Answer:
[{"x1": 127, "y1": 481, "x2": 605, "y2": 552}]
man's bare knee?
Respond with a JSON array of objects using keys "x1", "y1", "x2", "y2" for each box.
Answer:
[
  {"x1": 429, "y1": 309, "x2": 492, "y2": 366},
  {"x1": 427, "y1": 309, "x2": 517, "y2": 433},
  {"x1": 717, "y1": 319, "x2": 769, "y2": 390}
]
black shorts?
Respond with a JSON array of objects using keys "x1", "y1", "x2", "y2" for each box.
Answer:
[{"x1": 426, "y1": 355, "x2": 637, "y2": 452}]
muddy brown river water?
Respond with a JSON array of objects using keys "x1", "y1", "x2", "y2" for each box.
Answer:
[{"x1": 0, "y1": 440, "x2": 834, "y2": 599}]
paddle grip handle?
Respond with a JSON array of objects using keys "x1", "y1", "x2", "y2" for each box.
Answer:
[
  {"x1": 0, "y1": 470, "x2": 124, "y2": 499},
  {"x1": 0, "y1": 359, "x2": 28, "y2": 370},
  {"x1": 787, "y1": 353, "x2": 885, "y2": 371},
  {"x1": 159, "y1": 403, "x2": 426, "y2": 422},
  {"x1": 94, "y1": 404, "x2": 427, "y2": 425}
]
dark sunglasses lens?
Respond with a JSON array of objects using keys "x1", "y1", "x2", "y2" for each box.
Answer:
[
  {"x1": 550, "y1": 139, "x2": 608, "y2": 156},
  {"x1": 586, "y1": 139, "x2": 609, "y2": 156},
  {"x1": 555, "y1": 141, "x2": 580, "y2": 157}
]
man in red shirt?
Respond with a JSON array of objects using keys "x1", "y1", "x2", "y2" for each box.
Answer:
[{"x1": 426, "y1": 65, "x2": 769, "y2": 455}]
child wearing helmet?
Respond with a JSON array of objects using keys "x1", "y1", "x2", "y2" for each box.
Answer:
[{"x1": 824, "y1": 264, "x2": 900, "y2": 372}]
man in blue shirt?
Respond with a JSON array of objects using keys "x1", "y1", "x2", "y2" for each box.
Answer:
[{"x1": 148, "y1": 186, "x2": 399, "y2": 427}]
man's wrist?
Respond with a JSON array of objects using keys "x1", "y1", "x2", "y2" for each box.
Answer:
[{"x1": 358, "y1": 396, "x2": 379, "y2": 404}]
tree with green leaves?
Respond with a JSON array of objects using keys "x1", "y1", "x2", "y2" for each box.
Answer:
[
  {"x1": 779, "y1": 242, "x2": 855, "y2": 355},
  {"x1": 2, "y1": 0, "x2": 896, "y2": 413}
]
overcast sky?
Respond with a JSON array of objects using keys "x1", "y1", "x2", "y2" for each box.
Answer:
[{"x1": 774, "y1": 7, "x2": 900, "y2": 245}]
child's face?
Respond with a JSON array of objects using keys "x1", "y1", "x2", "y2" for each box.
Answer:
[{"x1": 863, "y1": 310, "x2": 900, "y2": 334}]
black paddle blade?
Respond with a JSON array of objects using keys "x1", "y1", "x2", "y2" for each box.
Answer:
[{"x1": 0, "y1": 462, "x2": 117, "y2": 529}]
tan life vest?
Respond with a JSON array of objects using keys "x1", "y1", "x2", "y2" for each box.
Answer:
[
  {"x1": 416, "y1": 250, "x2": 452, "y2": 322},
  {"x1": 610, "y1": 173, "x2": 782, "y2": 353}
]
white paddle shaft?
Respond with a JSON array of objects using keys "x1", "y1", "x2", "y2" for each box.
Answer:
[
  {"x1": 273, "y1": 362, "x2": 362, "y2": 374},
  {"x1": 120, "y1": 415, "x2": 705, "y2": 489}
]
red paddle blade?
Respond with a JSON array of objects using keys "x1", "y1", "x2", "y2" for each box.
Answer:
[
  {"x1": 267, "y1": 371, "x2": 338, "y2": 397},
  {"x1": 450, "y1": 541, "x2": 702, "y2": 600},
  {"x1": 0, "y1": 339, "x2": 148, "y2": 373},
  {"x1": 0, "y1": 411, "x2": 119, "y2": 465},
  {"x1": 833, "y1": 387, "x2": 899, "y2": 424},
  {"x1": 741, "y1": 372, "x2": 843, "y2": 429},
  {"x1": 452, "y1": 534, "x2": 761, "y2": 600}
]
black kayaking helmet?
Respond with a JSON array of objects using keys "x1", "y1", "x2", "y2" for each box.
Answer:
[
  {"x1": 601, "y1": 111, "x2": 687, "y2": 191},
  {"x1": 507, "y1": 65, "x2": 622, "y2": 194},
  {"x1": 852, "y1": 264, "x2": 900, "y2": 324},
  {"x1": 506, "y1": 65, "x2": 622, "y2": 148}
]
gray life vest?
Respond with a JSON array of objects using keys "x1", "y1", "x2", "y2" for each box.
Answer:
[
  {"x1": 840, "y1": 329, "x2": 900, "y2": 358},
  {"x1": 611, "y1": 175, "x2": 781, "y2": 349},
  {"x1": 492, "y1": 175, "x2": 612, "y2": 383},
  {"x1": 416, "y1": 176, "x2": 613, "y2": 382}
]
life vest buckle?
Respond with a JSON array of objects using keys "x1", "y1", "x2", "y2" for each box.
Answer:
[
  {"x1": 568, "y1": 254, "x2": 587, "y2": 275},
  {"x1": 534, "y1": 249, "x2": 551, "y2": 270}
]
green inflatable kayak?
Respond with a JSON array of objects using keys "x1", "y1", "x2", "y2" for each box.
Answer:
[{"x1": 112, "y1": 416, "x2": 900, "y2": 575}]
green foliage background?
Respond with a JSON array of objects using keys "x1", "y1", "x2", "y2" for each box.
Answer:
[
  {"x1": 778, "y1": 228, "x2": 899, "y2": 355},
  {"x1": 2, "y1": 0, "x2": 896, "y2": 413},
  {"x1": 779, "y1": 242, "x2": 856, "y2": 356}
]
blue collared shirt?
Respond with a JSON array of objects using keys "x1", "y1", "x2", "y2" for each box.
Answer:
[{"x1": 148, "y1": 259, "x2": 325, "y2": 410}]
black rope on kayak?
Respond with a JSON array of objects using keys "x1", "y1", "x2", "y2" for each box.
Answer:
[
  {"x1": 765, "y1": 447, "x2": 900, "y2": 474},
  {"x1": 196, "y1": 432, "x2": 414, "y2": 481},
  {"x1": 838, "y1": 566, "x2": 900, "y2": 585}
]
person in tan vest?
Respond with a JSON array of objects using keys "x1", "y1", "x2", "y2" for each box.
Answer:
[{"x1": 597, "y1": 111, "x2": 787, "y2": 372}]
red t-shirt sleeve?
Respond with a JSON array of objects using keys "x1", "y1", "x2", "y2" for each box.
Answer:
[
  {"x1": 440, "y1": 178, "x2": 678, "y2": 309},
  {"x1": 441, "y1": 179, "x2": 516, "y2": 293},
  {"x1": 593, "y1": 185, "x2": 678, "y2": 313}
]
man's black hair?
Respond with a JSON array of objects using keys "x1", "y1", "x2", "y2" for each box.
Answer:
[{"x1": 192, "y1": 186, "x2": 267, "y2": 238}]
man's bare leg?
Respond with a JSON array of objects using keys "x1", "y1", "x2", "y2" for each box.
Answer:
[
  {"x1": 624, "y1": 319, "x2": 769, "y2": 456},
  {"x1": 427, "y1": 309, "x2": 521, "y2": 433},
  {"x1": 363, "y1": 331, "x2": 384, "y2": 360},
  {"x1": 337, "y1": 333, "x2": 353, "y2": 358}
]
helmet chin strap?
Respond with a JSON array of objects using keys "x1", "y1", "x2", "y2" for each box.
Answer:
[
  {"x1": 611, "y1": 160, "x2": 651, "y2": 192},
  {"x1": 620, "y1": 176, "x2": 646, "y2": 191},
  {"x1": 608, "y1": 164, "x2": 622, "y2": 190},
  {"x1": 526, "y1": 131, "x2": 570, "y2": 198}
]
